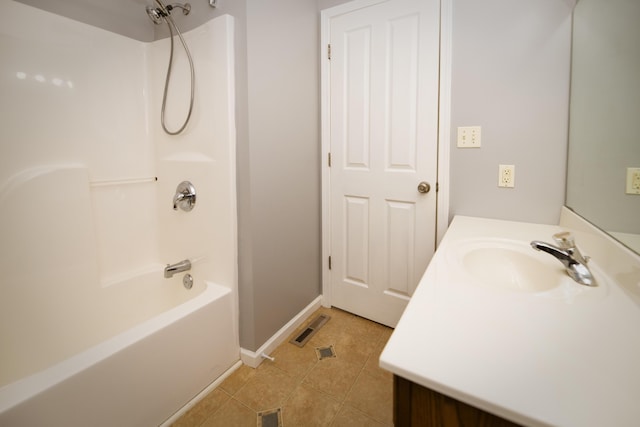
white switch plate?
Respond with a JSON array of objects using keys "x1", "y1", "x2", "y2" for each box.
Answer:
[
  {"x1": 457, "y1": 126, "x2": 481, "y2": 148},
  {"x1": 498, "y1": 164, "x2": 515, "y2": 188},
  {"x1": 626, "y1": 167, "x2": 640, "y2": 195}
]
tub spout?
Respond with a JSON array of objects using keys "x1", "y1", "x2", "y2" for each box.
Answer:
[{"x1": 164, "y1": 259, "x2": 191, "y2": 278}]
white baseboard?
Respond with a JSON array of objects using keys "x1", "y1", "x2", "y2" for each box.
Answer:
[
  {"x1": 240, "y1": 295, "x2": 324, "y2": 368},
  {"x1": 159, "y1": 360, "x2": 242, "y2": 426}
]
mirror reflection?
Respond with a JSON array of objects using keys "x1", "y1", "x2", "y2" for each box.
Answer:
[{"x1": 566, "y1": 0, "x2": 640, "y2": 253}]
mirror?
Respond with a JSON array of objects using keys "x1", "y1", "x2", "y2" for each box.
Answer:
[{"x1": 566, "y1": 0, "x2": 640, "y2": 254}]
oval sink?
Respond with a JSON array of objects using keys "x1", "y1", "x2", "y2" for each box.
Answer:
[
  {"x1": 463, "y1": 246, "x2": 561, "y2": 292},
  {"x1": 449, "y1": 239, "x2": 564, "y2": 292}
]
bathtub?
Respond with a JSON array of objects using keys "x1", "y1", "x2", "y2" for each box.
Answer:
[{"x1": 0, "y1": 279, "x2": 239, "y2": 427}]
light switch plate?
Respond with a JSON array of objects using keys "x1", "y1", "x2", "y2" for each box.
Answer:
[
  {"x1": 457, "y1": 126, "x2": 481, "y2": 148},
  {"x1": 626, "y1": 167, "x2": 640, "y2": 195}
]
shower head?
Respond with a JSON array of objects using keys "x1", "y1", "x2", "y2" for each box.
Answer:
[{"x1": 146, "y1": 1, "x2": 191, "y2": 25}]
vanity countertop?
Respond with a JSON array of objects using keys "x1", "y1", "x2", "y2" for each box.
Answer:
[{"x1": 379, "y1": 215, "x2": 640, "y2": 427}]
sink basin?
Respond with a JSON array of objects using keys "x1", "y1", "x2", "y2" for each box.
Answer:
[
  {"x1": 447, "y1": 237, "x2": 609, "y2": 301},
  {"x1": 450, "y1": 239, "x2": 564, "y2": 292}
]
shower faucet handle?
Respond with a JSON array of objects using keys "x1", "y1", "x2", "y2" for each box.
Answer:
[{"x1": 173, "y1": 181, "x2": 196, "y2": 211}]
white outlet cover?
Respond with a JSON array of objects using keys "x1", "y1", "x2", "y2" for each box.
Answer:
[{"x1": 498, "y1": 164, "x2": 515, "y2": 188}]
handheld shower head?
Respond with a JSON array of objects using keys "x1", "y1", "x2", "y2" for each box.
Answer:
[
  {"x1": 146, "y1": 5, "x2": 165, "y2": 24},
  {"x1": 146, "y1": 1, "x2": 191, "y2": 25}
]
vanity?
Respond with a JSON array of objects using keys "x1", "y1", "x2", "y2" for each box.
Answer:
[
  {"x1": 380, "y1": 0, "x2": 640, "y2": 423},
  {"x1": 379, "y1": 209, "x2": 640, "y2": 426}
]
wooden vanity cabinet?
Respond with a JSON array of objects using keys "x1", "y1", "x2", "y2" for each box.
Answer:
[{"x1": 394, "y1": 375, "x2": 522, "y2": 427}]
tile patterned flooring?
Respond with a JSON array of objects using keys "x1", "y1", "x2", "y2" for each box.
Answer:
[{"x1": 172, "y1": 306, "x2": 394, "y2": 427}]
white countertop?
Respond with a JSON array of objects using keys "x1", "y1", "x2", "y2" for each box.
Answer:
[{"x1": 379, "y1": 215, "x2": 640, "y2": 427}]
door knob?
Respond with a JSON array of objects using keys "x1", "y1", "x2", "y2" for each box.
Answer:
[{"x1": 417, "y1": 181, "x2": 431, "y2": 194}]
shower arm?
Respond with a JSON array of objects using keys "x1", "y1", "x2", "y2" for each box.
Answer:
[
  {"x1": 154, "y1": 1, "x2": 191, "y2": 16},
  {"x1": 166, "y1": 3, "x2": 191, "y2": 15}
]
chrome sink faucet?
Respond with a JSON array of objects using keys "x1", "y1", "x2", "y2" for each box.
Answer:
[
  {"x1": 164, "y1": 259, "x2": 191, "y2": 278},
  {"x1": 530, "y1": 232, "x2": 596, "y2": 287}
]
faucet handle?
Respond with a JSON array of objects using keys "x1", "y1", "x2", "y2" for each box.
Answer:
[
  {"x1": 173, "y1": 181, "x2": 196, "y2": 212},
  {"x1": 552, "y1": 231, "x2": 575, "y2": 249}
]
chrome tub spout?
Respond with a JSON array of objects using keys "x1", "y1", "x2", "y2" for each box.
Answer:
[{"x1": 164, "y1": 259, "x2": 191, "y2": 278}]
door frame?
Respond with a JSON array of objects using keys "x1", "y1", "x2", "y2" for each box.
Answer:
[{"x1": 320, "y1": 0, "x2": 452, "y2": 307}]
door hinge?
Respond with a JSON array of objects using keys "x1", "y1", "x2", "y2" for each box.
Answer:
[
  {"x1": 436, "y1": 182, "x2": 439, "y2": 192},
  {"x1": 327, "y1": 44, "x2": 331, "y2": 60},
  {"x1": 328, "y1": 152, "x2": 331, "y2": 167},
  {"x1": 328, "y1": 256, "x2": 332, "y2": 270}
]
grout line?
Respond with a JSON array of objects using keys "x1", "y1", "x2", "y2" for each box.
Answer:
[
  {"x1": 345, "y1": 368, "x2": 393, "y2": 426},
  {"x1": 340, "y1": 401, "x2": 393, "y2": 427},
  {"x1": 196, "y1": 391, "x2": 243, "y2": 427},
  {"x1": 327, "y1": 402, "x2": 346, "y2": 427},
  {"x1": 230, "y1": 397, "x2": 259, "y2": 420},
  {"x1": 342, "y1": 354, "x2": 369, "y2": 404}
]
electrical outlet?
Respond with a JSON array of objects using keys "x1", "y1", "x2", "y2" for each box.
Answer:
[
  {"x1": 626, "y1": 167, "x2": 640, "y2": 195},
  {"x1": 457, "y1": 126, "x2": 481, "y2": 148},
  {"x1": 498, "y1": 164, "x2": 515, "y2": 188}
]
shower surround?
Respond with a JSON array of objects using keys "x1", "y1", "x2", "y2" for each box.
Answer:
[{"x1": 0, "y1": 2, "x2": 238, "y2": 425}]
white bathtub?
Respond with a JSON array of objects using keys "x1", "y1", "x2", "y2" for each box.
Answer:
[
  {"x1": 0, "y1": 280, "x2": 239, "y2": 427},
  {"x1": 1, "y1": 5, "x2": 239, "y2": 425}
]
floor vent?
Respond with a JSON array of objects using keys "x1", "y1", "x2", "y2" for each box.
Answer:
[
  {"x1": 290, "y1": 314, "x2": 330, "y2": 347},
  {"x1": 258, "y1": 408, "x2": 282, "y2": 427},
  {"x1": 315, "y1": 345, "x2": 337, "y2": 360}
]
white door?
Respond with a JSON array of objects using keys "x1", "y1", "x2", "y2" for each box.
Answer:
[{"x1": 328, "y1": 0, "x2": 440, "y2": 327}]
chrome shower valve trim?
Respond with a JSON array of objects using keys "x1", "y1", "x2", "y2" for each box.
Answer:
[{"x1": 173, "y1": 181, "x2": 196, "y2": 211}]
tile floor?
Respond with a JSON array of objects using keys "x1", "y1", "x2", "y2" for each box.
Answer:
[{"x1": 172, "y1": 306, "x2": 394, "y2": 427}]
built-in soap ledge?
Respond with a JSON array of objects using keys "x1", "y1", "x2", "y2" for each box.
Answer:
[
  {"x1": 90, "y1": 176, "x2": 157, "y2": 187},
  {"x1": 100, "y1": 263, "x2": 166, "y2": 288}
]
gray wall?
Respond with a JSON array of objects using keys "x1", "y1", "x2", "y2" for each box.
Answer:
[
  {"x1": 10, "y1": 0, "x2": 575, "y2": 352},
  {"x1": 449, "y1": 0, "x2": 573, "y2": 225},
  {"x1": 241, "y1": 0, "x2": 322, "y2": 350}
]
